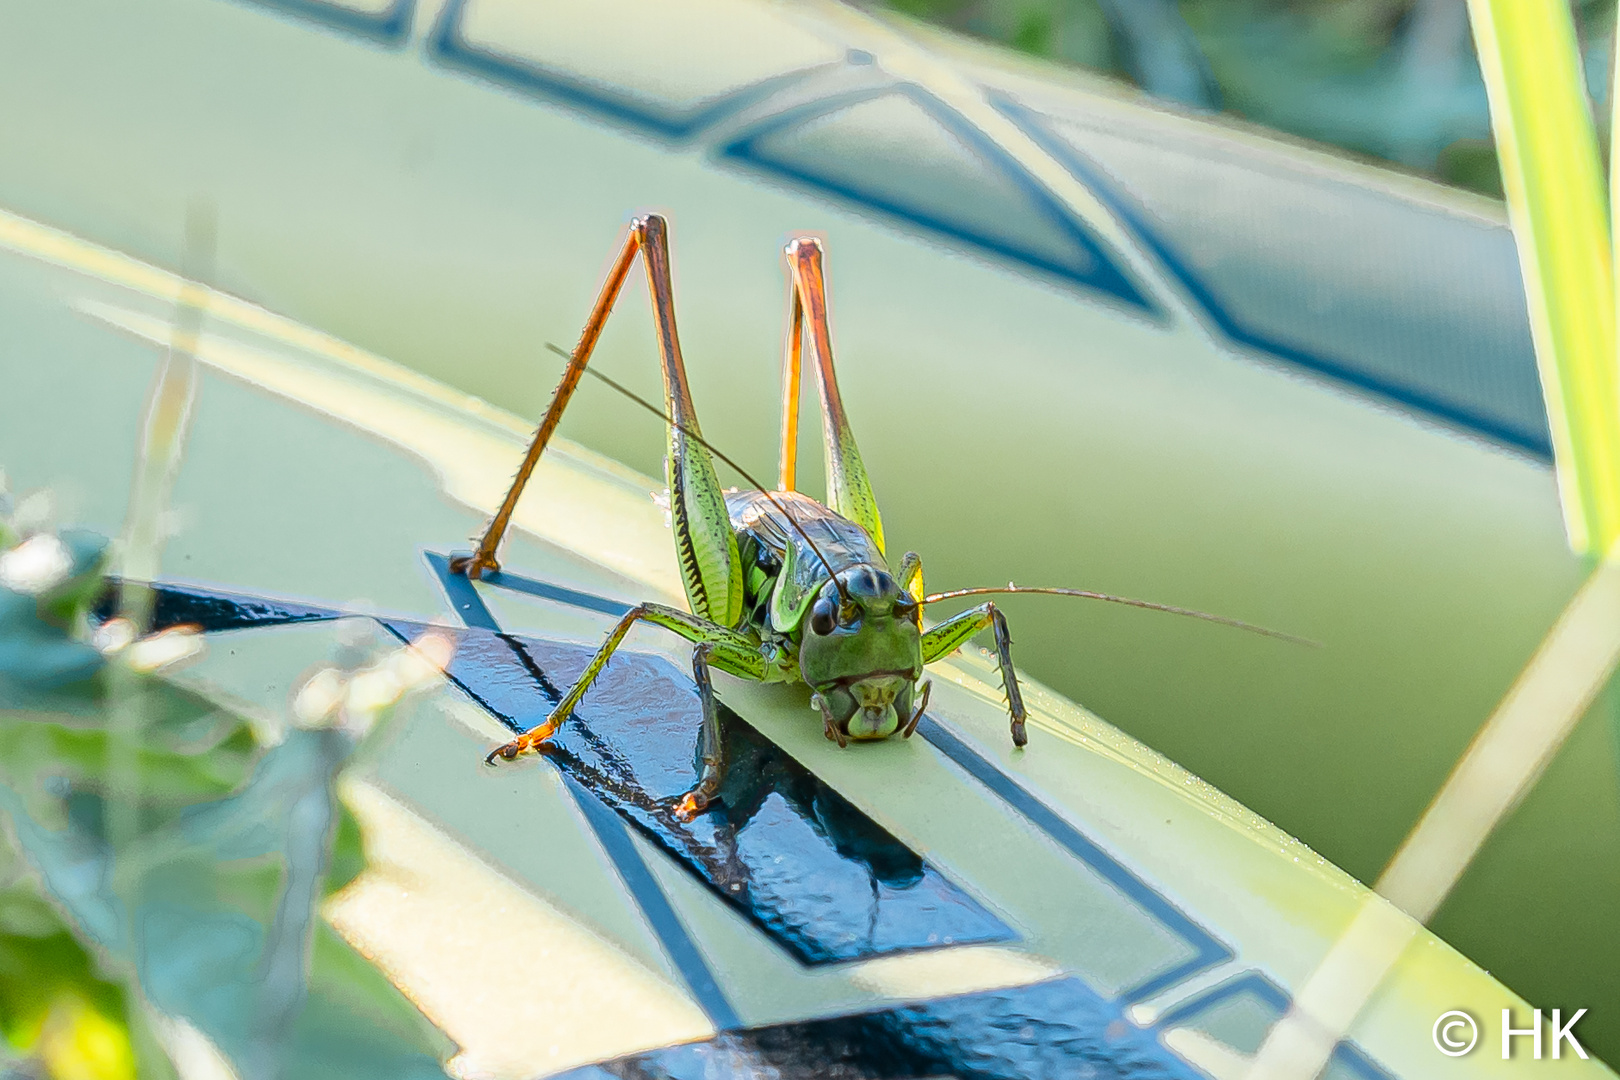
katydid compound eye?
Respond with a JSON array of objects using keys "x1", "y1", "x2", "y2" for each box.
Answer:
[
  {"x1": 810, "y1": 597, "x2": 837, "y2": 636},
  {"x1": 894, "y1": 595, "x2": 918, "y2": 624}
]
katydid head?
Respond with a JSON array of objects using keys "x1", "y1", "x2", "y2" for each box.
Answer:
[{"x1": 800, "y1": 564, "x2": 923, "y2": 741}]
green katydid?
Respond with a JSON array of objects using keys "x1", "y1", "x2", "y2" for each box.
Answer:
[{"x1": 452, "y1": 215, "x2": 1305, "y2": 819}]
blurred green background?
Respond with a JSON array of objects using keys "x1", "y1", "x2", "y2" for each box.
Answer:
[{"x1": 872, "y1": 0, "x2": 1617, "y2": 197}]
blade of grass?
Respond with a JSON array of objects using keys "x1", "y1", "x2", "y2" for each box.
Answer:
[
  {"x1": 1472, "y1": 0, "x2": 1618, "y2": 556},
  {"x1": 108, "y1": 201, "x2": 212, "y2": 1080},
  {"x1": 1244, "y1": 5, "x2": 1620, "y2": 1077}
]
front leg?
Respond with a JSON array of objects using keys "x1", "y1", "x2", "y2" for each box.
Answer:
[
  {"x1": 676, "y1": 644, "x2": 725, "y2": 820},
  {"x1": 812, "y1": 692, "x2": 847, "y2": 748},
  {"x1": 920, "y1": 602, "x2": 1027, "y2": 746},
  {"x1": 486, "y1": 602, "x2": 766, "y2": 762}
]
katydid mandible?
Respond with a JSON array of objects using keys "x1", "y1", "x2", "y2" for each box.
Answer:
[{"x1": 452, "y1": 215, "x2": 1305, "y2": 819}]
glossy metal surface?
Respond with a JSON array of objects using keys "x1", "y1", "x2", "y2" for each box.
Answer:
[
  {"x1": 392, "y1": 612, "x2": 1015, "y2": 965},
  {"x1": 0, "y1": 12, "x2": 1604, "y2": 1029},
  {"x1": 0, "y1": 126, "x2": 1613, "y2": 1075}
]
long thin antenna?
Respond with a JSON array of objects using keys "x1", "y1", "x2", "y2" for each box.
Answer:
[
  {"x1": 922, "y1": 585, "x2": 1317, "y2": 646},
  {"x1": 543, "y1": 343, "x2": 852, "y2": 605}
]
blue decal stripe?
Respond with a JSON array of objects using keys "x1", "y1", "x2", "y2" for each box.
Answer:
[
  {"x1": 424, "y1": 552, "x2": 501, "y2": 631},
  {"x1": 97, "y1": 579, "x2": 346, "y2": 633},
  {"x1": 427, "y1": 0, "x2": 829, "y2": 142},
  {"x1": 989, "y1": 92, "x2": 1552, "y2": 459},
  {"x1": 482, "y1": 568, "x2": 634, "y2": 618},
  {"x1": 721, "y1": 84, "x2": 1157, "y2": 315},
  {"x1": 421, "y1": 550, "x2": 741, "y2": 1029},
  {"x1": 549, "y1": 976, "x2": 1205, "y2": 1079},
  {"x1": 393, "y1": 616, "x2": 1016, "y2": 965},
  {"x1": 914, "y1": 714, "x2": 1231, "y2": 1003},
  {"x1": 235, "y1": 0, "x2": 414, "y2": 46},
  {"x1": 562, "y1": 775, "x2": 743, "y2": 1030},
  {"x1": 1156, "y1": 971, "x2": 1396, "y2": 1080},
  {"x1": 423, "y1": 549, "x2": 1220, "y2": 1002}
]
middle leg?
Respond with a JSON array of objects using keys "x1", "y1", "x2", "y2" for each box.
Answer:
[
  {"x1": 679, "y1": 643, "x2": 725, "y2": 819},
  {"x1": 485, "y1": 601, "x2": 765, "y2": 763}
]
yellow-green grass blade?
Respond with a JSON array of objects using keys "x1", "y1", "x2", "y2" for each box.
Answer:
[
  {"x1": 1245, "y1": 12, "x2": 1620, "y2": 1076},
  {"x1": 1468, "y1": 0, "x2": 1619, "y2": 557}
]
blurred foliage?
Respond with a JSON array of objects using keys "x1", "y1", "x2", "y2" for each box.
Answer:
[
  {"x1": 0, "y1": 477, "x2": 454, "y2": 1080},
  {"x1": 0, "y1": 874, "x2": 134, "y2": 1080},
  {"x1": 875, "y1": 0, "x2": 1618, "y2": 197}
]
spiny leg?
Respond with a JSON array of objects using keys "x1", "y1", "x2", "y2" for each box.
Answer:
[
  {"x1": 486, "y1": 601, "x2": 765, "y2": 762},
  {"x1": 778, "y1": 283, "x2": 804, "y2": 492},
  {"x1": 921, "y1": 602, "x2": 1027, "y2": 746},
  {"x1": 679, "y1": 643, "x2": 725, "y2": 819},
  {"x1": 454, "y1": 221, "x2": 645, "y2": 579},
  {"x1": 468, "y1": 216, "x2": 761, "y2": 813},
  {"x1": 784, "y1": 237, "x2": 886, "y2": 554},
  {"x1": 641, "y1": 215, "x2": 745, "y2": 629}
]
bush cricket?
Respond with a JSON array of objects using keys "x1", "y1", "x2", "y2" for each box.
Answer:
[{"x1": 453, "y1": 215, "x2": 1305, "y2": 818}]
